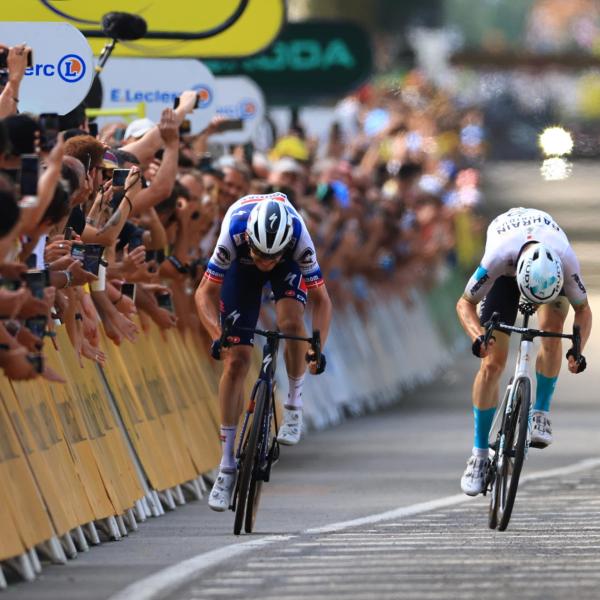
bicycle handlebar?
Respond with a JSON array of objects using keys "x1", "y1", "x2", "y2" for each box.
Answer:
[
  {"x1": 484, "y1": 311, "x2": 582, "y2": 358},
  {"x1": 219, "y1": 317, "x2": 322, "y2": 363}
]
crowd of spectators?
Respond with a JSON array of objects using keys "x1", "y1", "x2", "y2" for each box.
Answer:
[{"x1": 0, "y1": 41, "x2": 483, "y2": 382}]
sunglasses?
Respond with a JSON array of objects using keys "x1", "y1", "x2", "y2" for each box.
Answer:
[{"x1": 248, "y1": 242, "x2": 285, "y2": 262}]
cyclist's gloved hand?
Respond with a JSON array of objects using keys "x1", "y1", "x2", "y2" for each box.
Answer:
[
  {"x1": 566, "y1": 348, "x2": 587, "y2": 373},
  {"x1": 472, "y1": 334, "x2": 495, "y2": 358},
  {"x1": 306, "y1": 350, "x2": 326, "y2": 375}
]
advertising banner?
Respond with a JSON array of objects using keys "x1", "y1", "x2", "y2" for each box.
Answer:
[
  {"x1": 0, "y1": 22, "x2": 94, "y2": 115},
  {"x1": 210, "y1": 76, "x2": 265, "y2": 145},
  {"x1": 205, "y1": 21, "x2": 374, "y2": 105},
  {"x1": 1, "y1": 0, "x2": 285, "y2": 58},
  {"x1": 99, "y1": 58, "x2": 217, "y2": 133}
]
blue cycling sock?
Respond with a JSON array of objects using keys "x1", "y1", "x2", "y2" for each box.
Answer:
[
  {"x1": 473, "y1": 406, "x2": 496, "y2": 451},
  {"x1": 534, "y1": 372, "x2": 558, "y2": 413}
]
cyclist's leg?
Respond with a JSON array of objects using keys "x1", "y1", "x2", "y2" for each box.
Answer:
[
  {"x1": 218, "y1": 263, "x2": 264, "y2": 470},
  {"x1": 530, "y1": 294, "x2": 569, "y2": 447},
  {"x1": 534, "y1": 295, "x2": 569, "y2": 411},
  {"x1": 271, "y1": 261, "x2": 308, "y2": 445},
  {"x1": 462, "y1": 277, "x2": 517, "y2": 495},
  {"x1": 472, "y1": 276, "x2": 519, "y2": 448}
]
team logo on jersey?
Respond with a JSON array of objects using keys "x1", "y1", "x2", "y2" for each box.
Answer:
[
  {"x1": 299, "y1": 247, "x2": 315, "y2": 267},
  {"x1": 469, "y1": 265, "x2": 489, "y2": 296},
  {"x1": 571, "y1": 273, "x2": 587, "y2": 295},
  {"x1": 215, "y1": 245, "x2": 231, "y2": 265}
]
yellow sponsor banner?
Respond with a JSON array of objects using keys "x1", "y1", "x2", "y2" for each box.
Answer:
[
  {"x1": 113, "y1": 324, "x2": 197, "y2": 488},
  {"x1": 43, "y1": 337, "x2": 116, "y2": 520},
  {"x1": 54, "y1": 328, "x2": 143, "y2": 515},
  {"x1": 0, "y1": 480, "x2": 25, "y2": 562},
  {"x1": 100, "y1": 331, "x2": 180, "y2": 491},
  {"x1": 2, "y1": 0, "x2": 285, "y2": 58},
  {"x1": 8, "y1": 375, "x2": 83, "y2": 536},
  {"x1": 148, "y1": 326, "x2": 221, "y2": 474},
  {"x1": 0, "y1": 379, "x2": 55, "y2": 553}
]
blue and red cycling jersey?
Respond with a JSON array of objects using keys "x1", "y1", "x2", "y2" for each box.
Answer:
[{"x1": 204, "y1": 192, "x2": 324, "y2": 290}]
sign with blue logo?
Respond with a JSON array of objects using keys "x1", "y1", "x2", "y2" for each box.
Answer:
[
  {"x1": 99, "y1": 58, "x2": 217, "y2": 133},
  {"x1": 0, "y1": 22, "x2": 94, "y2": 114},
  {"x1": 210, "y1": 76, "x2": 266, "y2": 145}
]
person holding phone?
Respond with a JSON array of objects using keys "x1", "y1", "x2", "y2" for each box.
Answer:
[{"x1": 0, "y1": 44, "x2": 31, "y2": 119}]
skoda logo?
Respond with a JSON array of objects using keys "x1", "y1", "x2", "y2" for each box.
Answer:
[
  {"x1": 193, "y1": 84, "x2": 212, "y2": 108},
  {"x1": 58, "y1": 54, "x2": 86, "y2": 83}
]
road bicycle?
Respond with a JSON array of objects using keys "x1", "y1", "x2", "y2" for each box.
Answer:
[
  {"x1": 482, "y1": 302, "x2": 582, "y2": 531},
  {"x1": 218, "y1": 321, "x2": 321, "y2": 535}
]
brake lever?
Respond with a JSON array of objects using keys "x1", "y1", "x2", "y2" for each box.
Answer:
[
  {"x1": 483, "y1": 312, "x2": 500, "y2": 346},
  {"x1": 572, "y1": 324, "x2": 581, "y2": 359}
]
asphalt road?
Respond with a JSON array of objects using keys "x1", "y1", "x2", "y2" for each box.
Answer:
[{"x1": 4, "y1": 161, "x2": 600, "y2": 599}]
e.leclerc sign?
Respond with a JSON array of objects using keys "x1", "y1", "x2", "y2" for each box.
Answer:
[
  {"x1": 203, "y1": 20, "x2": 373, "y2": 105},
  {"x1": 99, "y1": 58, "x2": 217, "y2": 133},
  {"x1": 210, "y1": 76, "x2": 265, "y2": 145},
  {"x1": 0, "y1": 22, "x2": 94, "y2": 115}
]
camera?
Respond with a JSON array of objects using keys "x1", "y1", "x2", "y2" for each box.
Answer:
[
  {"x1": 82, "y1": 244, "x2": 104, "y2": 275},
  {"x1": 19, "y1": 154, "x2": 39, "y2": 198},
  {"x1": 112, "y1": 168, "x2": 130, "y2": 187},
  {"x1": 26, "y1": 353, "x2": 44, "y2": 374},
  {"x1": 25, "y1": 315, "x2": 47, "y2": 338},
  {"x1": 22, "y1": 269, "x2": 47, "y2": 299},
  {"x1": 121, "y1": 282, "x2": 136, "y2": 302},
  {"x1": 156, "y1": 291, "x2": 174, "y2": 313}
]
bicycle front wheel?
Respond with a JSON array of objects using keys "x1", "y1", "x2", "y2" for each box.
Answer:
[
  {"x1": 496, "y1": 377, "x2": 531, "y2": 531},
  {"x1": 245, "y1": 383, "x2": 272, "y2": 533},
  {"x1": 234, "y1": 381, "x2": 268, "y2": 536}
]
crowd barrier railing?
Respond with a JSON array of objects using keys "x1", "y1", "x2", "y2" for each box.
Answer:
[{"x1": 0, "y1": 268, "x2": 466, "y2": 588}]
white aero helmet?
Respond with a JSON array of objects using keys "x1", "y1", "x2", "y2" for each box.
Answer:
[
  {"x1": 516, "y1": 242, "x2": 563, "y2": 304},
  {"x1": 246, "y1": 199, "x2": 293, "y2": 257}
]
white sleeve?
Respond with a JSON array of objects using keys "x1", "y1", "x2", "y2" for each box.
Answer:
[{"x1": 561, "y1": 245, "x2": 588, "y2": 306}]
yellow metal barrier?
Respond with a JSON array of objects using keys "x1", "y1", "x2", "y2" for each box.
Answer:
[
  {"x1": 0, "y1": 321, "x2": 222, "y2": 570},
  {"x1": 85, "y1": 103, "x2": 146, "y2": 122}
]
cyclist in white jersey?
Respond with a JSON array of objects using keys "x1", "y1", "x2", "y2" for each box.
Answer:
[{"x1": 456, "y1": 207, "x2": 592, "y2": 496}]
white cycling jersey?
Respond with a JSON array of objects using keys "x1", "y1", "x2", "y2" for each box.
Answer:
[{"x1": 464, "y1": 207, "x2": 587, "y2": 306}]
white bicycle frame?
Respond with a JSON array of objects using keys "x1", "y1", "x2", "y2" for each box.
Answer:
[{"x1": 487, "y1": 328, "x2": 534, "y2": 465}]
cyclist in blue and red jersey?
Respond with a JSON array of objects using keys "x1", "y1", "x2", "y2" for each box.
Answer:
[{"x1": 195, "y1": 192, "x2": 332, "y2": 511}]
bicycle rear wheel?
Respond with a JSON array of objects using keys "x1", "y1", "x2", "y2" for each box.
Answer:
[
  {"x1": 496, "y1": 377, "x2": 531, "y2": 531},
  {"x1": 234, "y1": 381, "x2": 267, "y2": 535}
]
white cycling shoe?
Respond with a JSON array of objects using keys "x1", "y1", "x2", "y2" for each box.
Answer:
[
  {"x1": 531, "y1": 411, "x2": 553, "y2": 448},
  {"x1": 460, "y1": 455, "x2": 490, "y2": 496},
  {"x1": 208, "y1": 470, "x2": 236, "y2": 512},
  {"x1": 277, "y1": 407, "x2": 302, "y2": 446}
]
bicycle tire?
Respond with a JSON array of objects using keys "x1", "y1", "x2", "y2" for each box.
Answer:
[
  {"x1": 244, "y1": 384, "x2": 271, "y2": 533},
  {"x1": 496, "y1": 377, "x2": 531, "y2": 531},
  {"x1": 233, "y1": 381, "x2": 267, "y2": 535},
  {"x1": 488, "y1": 380, "x2": 513, "y2": 530}
]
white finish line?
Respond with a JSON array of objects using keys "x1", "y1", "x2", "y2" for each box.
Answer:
[{"x1": 108, "y1": 457, "x2": 600, "y2": 600}]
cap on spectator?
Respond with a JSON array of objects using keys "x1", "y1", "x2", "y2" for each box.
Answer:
[
  {"x1": 272, "y1": 157, "x2": 303, "y2": 175},
  {"x1": 103, "y1": 150, "x2": 119, "y2": 169},
  {"x1": 270, "y1": 135, "x2": 310, "y2": 162},
  {"x1": 124, "y1": 118, "x2": 155, "y2": 140}
]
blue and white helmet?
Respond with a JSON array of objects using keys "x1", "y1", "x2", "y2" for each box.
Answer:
[
  {"x1": 516, "y1": 243, "x2": 563, "y2": 304},
  {"x1": 246, "y1": 199, "x2": 293, "y2": 256}
]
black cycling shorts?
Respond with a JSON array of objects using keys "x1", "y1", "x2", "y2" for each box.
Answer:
[{"x1": 479, "y1": 275, "x2": 566, "y2": 333}]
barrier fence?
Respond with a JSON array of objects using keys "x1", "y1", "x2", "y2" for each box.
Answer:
[{"x1": 0, "y1": 269, "x2": 466, "y2": 589}]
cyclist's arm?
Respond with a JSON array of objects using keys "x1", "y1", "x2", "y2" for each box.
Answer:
[
  {"x1": 194, "y1": 276, "x2": 221, "y2": 341},
  {"x1": 456, "y1": 295, "x2": 484, "y2": 343},
  {"x1": 308, "y1": 282, "x2": 332, "y2": 348},
  {"x1": 562, "y1": 246, "x2": 592, "y2": 352}
]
